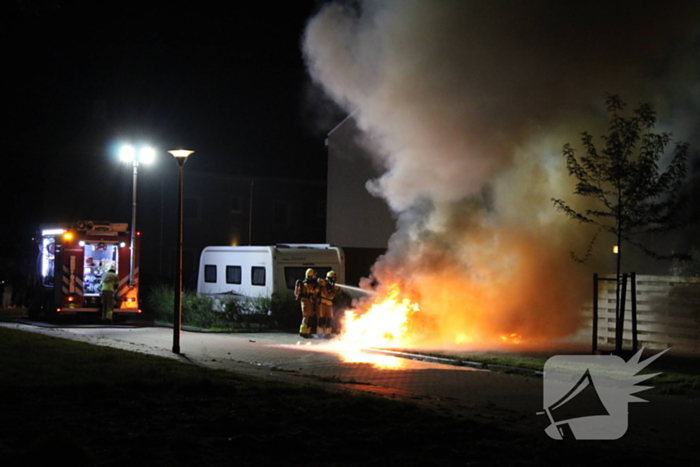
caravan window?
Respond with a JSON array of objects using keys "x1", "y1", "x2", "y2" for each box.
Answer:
[
  {"x1": 251, "y1": 266, "x2": 266, "y2": 286},
  {"x1": 226, "y1": 265, "x2": 242, "y2": 284},
  {"x1": 204, "y1": 265, "x2": 217, "y2": 283}
]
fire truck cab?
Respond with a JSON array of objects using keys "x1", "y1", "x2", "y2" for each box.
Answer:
[{"x1": 35, "y1": 221, "x2": 141, "y2": 319}]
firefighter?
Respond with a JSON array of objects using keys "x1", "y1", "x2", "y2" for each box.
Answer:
[
  {"x1": 295, "y1": 268, "x2": 320, "y2": 338},
  {"x1": 317, "y1": 270, "x2": 342, "y2": 338},
  {"x1": 100, "y1": 267, "x2": 119, "y2": 322}
]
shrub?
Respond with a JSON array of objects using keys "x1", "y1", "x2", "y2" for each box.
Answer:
[
  {"x1": 219, "y1": 295, "x2": 277, "y2": 331},
  {"x1": 146, "y1": 284, "x2": 174, "y2": 324},
  {"x1": 182, "y1": 293, "x2": 217, "y2": 328},
  {"x1": 269, "y1": 294, "x2": 300, "y2": 330},
  {"x1": 145, "y1": 286, "x2": 301, "y2": 331},
  {"x1": 218, "y1": 297, "x2": 248, "y2": 323},
  {"x1": 146, "y1": 285, "x2": 216, "y2": 328}
]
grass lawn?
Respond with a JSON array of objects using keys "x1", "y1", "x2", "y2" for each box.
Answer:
[
  {"x1": 398, "y1": 347, "x2": 700, "y2": 397},
  {"x1": 0, "y1": 327, "x2": 690, "y2": 466}
]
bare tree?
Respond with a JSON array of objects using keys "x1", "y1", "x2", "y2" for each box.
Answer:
[{"x1": 553, "y1": 94, "x2": 690, "y2": 346}]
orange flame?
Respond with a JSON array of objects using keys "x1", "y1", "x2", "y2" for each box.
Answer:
[
  {"x1": 333, "y1": 283, "x2": 420, "y2": 368},
  {"x1": 499, "y1": 333, "x2": 523, "y2": 344},
  {"x1": 332, "y1": 282, "x2": 525, "y2": 368},
  {"x1": 341, "y1": 283, "x2": 419, "y2": 348}
]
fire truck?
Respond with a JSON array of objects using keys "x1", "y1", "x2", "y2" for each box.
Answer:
[{"x1": 33, "y1": 220, "x2": 142, "y2": 320}]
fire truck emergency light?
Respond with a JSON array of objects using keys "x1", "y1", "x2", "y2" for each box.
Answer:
[{"x1": 63, "y1": 232, "x2": 74, "y2": 241}]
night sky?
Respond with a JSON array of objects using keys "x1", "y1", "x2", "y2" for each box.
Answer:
[
  {"x1": 2, "y1": 0, "x2": 339, "y2": 257},
  {"x1": 3, "y1": 0, "x2": 699, "y2": 269}
]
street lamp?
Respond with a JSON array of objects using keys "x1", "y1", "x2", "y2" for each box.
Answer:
[
  {"x1": 120, "y1": 145, "x2": 156, "y2": 286},
  {"x1": 169, "y1": 149, "x2": 194, "y2": 355}
]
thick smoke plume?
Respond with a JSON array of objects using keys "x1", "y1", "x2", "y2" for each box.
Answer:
[{"x1": 303, "y1": 0, "x2": 700, "y2": 347}]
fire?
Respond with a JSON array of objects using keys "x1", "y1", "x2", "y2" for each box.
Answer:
[
  {"x1": 332, "y1": 283, "x2": 419, "y2": 368},
  {"x1": 330, "y1": 279, "x2": 532, "y2": 368},
  {"x1": 500, "y1": 333, "x2": 523, "y2": 344},
  {"x1": 336, "y1": 349, "x2": 407, "y2": 369},
  {"x1": 454, "y1": 334, "x2": 474, "y2": 345},
  {"x1": 341, "y1": 283, "x2": 419, "y2": 348}
]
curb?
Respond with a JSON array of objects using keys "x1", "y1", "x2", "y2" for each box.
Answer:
[{"x1": 364, "y1": 348, "x2": 544, "y2": 377}]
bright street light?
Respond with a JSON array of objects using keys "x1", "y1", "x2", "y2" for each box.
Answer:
[
  {"x1": 119, "y1": 145, "x2": 136, "y2": 162},
  {"x1": 120, "y1": 144, "x2": 156, "y2": 286},
  {"x1": 120, "y1": 145, "x2": 156, "y2": 164},
  {"x1": 139, "y1": 147, "x2": 156, "y2": 164},
  {"x1": 169, "y1": 149, "x2": 194, "y2": 355}
]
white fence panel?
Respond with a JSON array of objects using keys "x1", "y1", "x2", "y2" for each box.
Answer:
[{"x1": 580, "y1": 275, "x2": 700, "y2": 351}]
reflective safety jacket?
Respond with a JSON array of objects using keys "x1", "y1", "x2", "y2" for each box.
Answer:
[
  {"x1": 101, "y1": 271, "x2": 119, "y2": 292},
  {"x1": 295, "y1": 278, "x2": 320, "y2": 302},
  {"x1": 318, "y1": 279, "x2": 341, "y2": 307}
]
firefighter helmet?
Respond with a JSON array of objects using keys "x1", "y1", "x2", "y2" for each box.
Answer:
[
  {"x1": 305, "y1": 268, "x2": 317, "y2": 279},
  {"x1": 326, "y1": 271, "x2": 336, "y2": 280}
]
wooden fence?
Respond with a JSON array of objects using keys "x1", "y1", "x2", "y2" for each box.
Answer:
[{"x1": 578, "y1": 275, "x2": 700, "y2": 352}]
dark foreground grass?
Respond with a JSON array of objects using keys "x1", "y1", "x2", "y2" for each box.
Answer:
[{"x1": 0, "y1": 328, "x2": 686, "y2": 467}]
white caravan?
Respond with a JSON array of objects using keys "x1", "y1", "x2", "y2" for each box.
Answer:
[{"x1": 197, "y1": 244, "x2": 345, "y2": 301}]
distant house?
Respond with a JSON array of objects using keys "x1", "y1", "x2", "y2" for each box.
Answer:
[
  {"x1": 326, "y1": 116, "x2": 394, "y2": 285},
  {"x1": 140, "y1": 171, "x2": 327, "y2": 289}
]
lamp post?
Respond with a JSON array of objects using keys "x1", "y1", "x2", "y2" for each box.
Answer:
[
  {"x1": 120, "y1": 145, "x2": 155, "y2": 286},
  {"x1": 169, "y1": 149, "x2": 193, "y2": 355}
]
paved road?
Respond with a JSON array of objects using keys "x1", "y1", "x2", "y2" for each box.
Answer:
[{"x1": 1, "y1": 320, "x2": 698, "y2": 462}]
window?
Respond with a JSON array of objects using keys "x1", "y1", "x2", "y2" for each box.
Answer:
[
  {"x1": 284, "y1": 267, "x2": 306, "y2": 290},
  {"x1": 251, "y1": 266, "x2": 266, "y2": 286},
  {"x1": 226, "y1": 265, "x2": 242, "y2": 284},
  {"x1": 204, "y1": 265, "x2": 217, "y2": 283}
]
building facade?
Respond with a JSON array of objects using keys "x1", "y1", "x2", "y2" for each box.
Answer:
[{"x1": 326, "y1": 116, "x2": 394, "y2": 285}]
